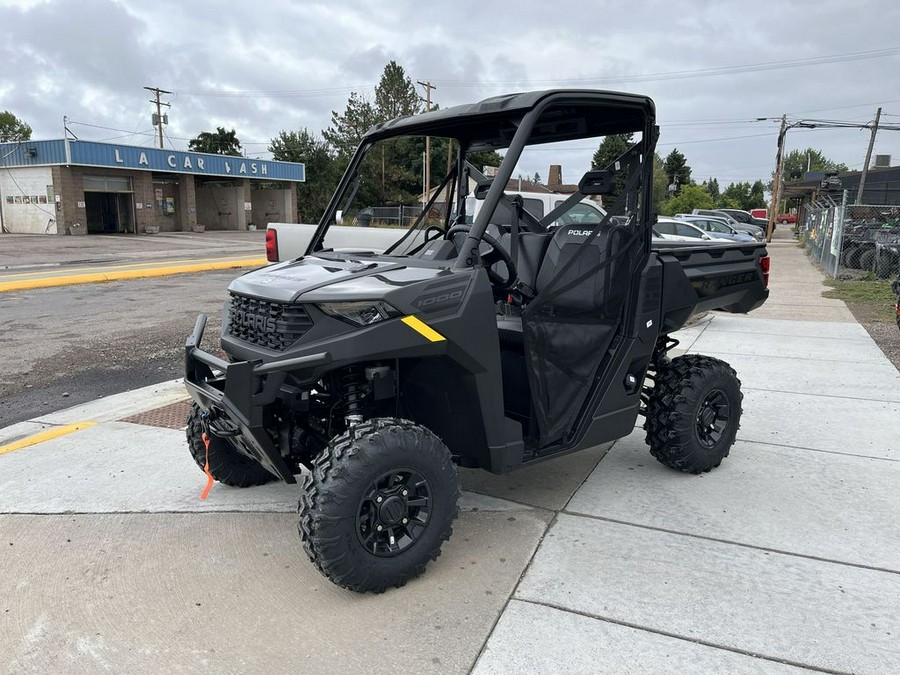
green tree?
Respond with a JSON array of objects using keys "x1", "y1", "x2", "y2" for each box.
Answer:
[
  {"x1": 659, "y1": 183, "x2": 714, "y2": 216},
  {"x1": 532, "y1": 172, "x2": 542, "y2": 185},
  {"x1": 0, "y1": 111, "x2": 32, "y2": 142},
  {"x1": 718, "y1": 181, "x2": 769, "y2": 211},
  {"x1": 269, "y1": 128, "x2": 339, "y2": 223},
  {"x1": 663, "y1": 148, "x2": 692, "y2": 193},
  {"x1": 592, "y1": 133, "x2": 633, "y2": 171},
  {"x1": 375, "y1": 60, "x2": 421, "y2": 120},
  {"x1": 467, "y1": 149, "x2": 503, "y2": 173},
  {"x1": 781, "y1": 148, "x2": 849, "y2": 181},
  {"x1": 592, "y1": 133, "x2": 634, "y2": 206},
  {"x1": 749, "y1": 180, "x2": 766, "y2": 208},
  {"x1": 188, "y1": 127, "x2": 242, "y2": 155},
  {"x1": 704, "y1": 177, "x2": 720, "y2": 202},
  {"x1": 651, "y1": 153, "x2": 670, "y2": 215},
  {"x1": 323, "y1": 92, "x2": 378, "y2": 160}
]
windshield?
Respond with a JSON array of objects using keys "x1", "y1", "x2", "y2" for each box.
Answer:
[
  {"x1": 704, "y1": 219, "x2": 731, "y2": 234},
  {"x1": 312, "y1": 95, "x2": 651, "y2": 263},
  {"x1": 318, "y1": 134, "x2": 464, "y2": 256}
]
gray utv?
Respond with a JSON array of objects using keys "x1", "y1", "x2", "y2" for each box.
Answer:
[{"x1": 184, "y1": 89, "x2": 769, "y2": 592}]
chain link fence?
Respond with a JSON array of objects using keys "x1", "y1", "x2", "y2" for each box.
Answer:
[
  {"x1": 800, "y1": 199, "x2": 900, "y2": 280},
  {"x1": 366, "y1": 205, "x2": 425, "y2": 227}
]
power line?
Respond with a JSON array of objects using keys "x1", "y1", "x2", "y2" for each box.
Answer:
[
  {"x1": 167, "y1": 47, "x2": 900, "y2": 99},
  {"x1": 176, "y1": 84, "x2": 374, "y2": 99},
  {"x1": 426, "y1": 46, "x2": 900, "y2": 88}
]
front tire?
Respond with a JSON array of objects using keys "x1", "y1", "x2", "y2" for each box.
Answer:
[
  {"x1": 875, "y1": 253, "x2": 894, "y2": 279},
  {"x1": 186, "y1": 403, "x2": 277, "y2": 487},
  {"x1": 299, "y1": 418, "x2": 459, "y2": 593},
  {"x1": 644, "y1": 355, "x2": 742, "y2": 474},
  {"x1": 841, "y1": 248, "x2": 861, "y2": 269}
]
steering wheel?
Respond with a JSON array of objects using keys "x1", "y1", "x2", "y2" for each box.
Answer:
[{"x1": 445, "y1": 225, "x2": 517, "y2": 290}]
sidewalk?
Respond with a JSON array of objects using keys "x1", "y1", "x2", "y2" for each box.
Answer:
[{"x1": 2, "y1": 236, "x2": 899, "y2": 673}]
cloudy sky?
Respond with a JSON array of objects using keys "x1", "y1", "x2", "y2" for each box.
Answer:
[{"x1": 2, "y1": 0, "x2": 899, "y2": 188}]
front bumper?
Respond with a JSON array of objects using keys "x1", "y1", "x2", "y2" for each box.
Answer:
[{"x1": 184, "y1": 314, "x2": 331, "y2": 483}]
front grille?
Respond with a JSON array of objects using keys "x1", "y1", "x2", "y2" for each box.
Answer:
[{"x1": 226, "y1": 293, "x2": 314, "y2": 351}]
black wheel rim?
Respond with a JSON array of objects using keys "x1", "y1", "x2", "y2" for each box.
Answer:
[
  {"x1": 356, "y1": 468, "x2": 432, "y2": 557},
  {"x1": 696, "y1": 389, "x2": 730, "y2": 448}
]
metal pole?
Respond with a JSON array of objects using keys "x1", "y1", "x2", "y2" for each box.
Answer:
[
  {"x1": 855, "y1": 106, "x2": 882, "y2": 205},
  {"x1": 832, "y1": 189, "x2": 848, "y2": 278},
  {"x1": 144, "y1": 86, "x2": 172, "y2": 150},
  {"x1": 766, "y1": 115, "x2": 787, "y2": 242},
  {"x1": 417, "y1": 81, "x2": 435, "y2": 200}
]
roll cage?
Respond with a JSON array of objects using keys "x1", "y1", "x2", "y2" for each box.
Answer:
[{"x1": 306, "y1": 90, "x2": 658, "y2": 267}]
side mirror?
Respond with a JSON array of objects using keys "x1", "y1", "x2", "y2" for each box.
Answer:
[
  {"x1": 579, "y1": 170, "x2": 616, "y2": 196},
  {"x1": 473, "y1": 180, "x2": 492, "y2": 199}
]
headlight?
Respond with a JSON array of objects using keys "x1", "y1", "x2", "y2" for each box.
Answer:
[{"x1": 318, "y1": 301, "x2": 402, "y2": 327}]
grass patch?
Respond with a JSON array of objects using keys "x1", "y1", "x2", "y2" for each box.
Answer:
[{"x1": 824, "y1": 278, "x2": 896, "y2": 322}]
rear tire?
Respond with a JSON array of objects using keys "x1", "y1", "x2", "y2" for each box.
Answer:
[
  {"x1": 859, "y1": 249, "x2": 875, "y2": 272},
  {"x1": 644, "y1": 355, "x2": 742, "y2": 474},
  {"x1": 186, "y1": 403, "x2": 277, "y2": 487},
  {"x1": 299, "y1": 418, "x2": 459, "y2": 593}
]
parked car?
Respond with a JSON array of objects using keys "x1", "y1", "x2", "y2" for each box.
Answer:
[
  {"x1": 676, "y1": 215, "x2": 757, "y2": 242},
  {"x1": 465, "y1": 190, "x2": 604, "y2": 228},
  {"x1": 715, "y1": 208, "x2": 769, "y2": 231},
  {"x1": 654, "y1": 218, "x2": 717, "y2": 242},
  {"x1": 777, "y1": 213, "x2": 798, "y2": 225},
  {"x1": 691, "y1": 208, "x2": 765, "y2": 239},
  {"x1": 750, "y1": 208, "x2": 768, "y2": 220}
]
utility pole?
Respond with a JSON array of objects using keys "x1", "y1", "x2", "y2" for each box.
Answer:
[
  {"x1": 766, "y1": 114, "x2": 787, "y2": 242},
  {"x1": 144, "y1": 86, "x2": 172, "y2": 149},
  {"x1": 855, "y1": 106, "x2": 882, "y2": 205},
  {"x1": 417, "y1": 80, "x2": 436, "y2": 201}
]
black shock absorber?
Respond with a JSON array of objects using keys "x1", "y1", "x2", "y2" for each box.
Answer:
[
  {"x1": 341, "y1": 365, "x2": 368, "y2": 427},
  {"x1": 640, "y1": 335, "x2": 680, "y2": 419}
]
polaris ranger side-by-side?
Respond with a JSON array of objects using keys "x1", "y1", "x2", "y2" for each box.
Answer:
[{"x1": 184, "y1": 90, "x2": 769, "y2": 592}]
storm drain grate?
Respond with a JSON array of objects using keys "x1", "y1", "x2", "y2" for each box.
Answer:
[{"x1": 120, "y1": 399, "x2": 193, "y2": 429}]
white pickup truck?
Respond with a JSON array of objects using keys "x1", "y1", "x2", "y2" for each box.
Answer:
[
  {"x1": 265, "y1": 194, "x2": 607, "y2": 263},
  {"x1": 265, "y1": 223, "x2": 423, "y2": 262}
]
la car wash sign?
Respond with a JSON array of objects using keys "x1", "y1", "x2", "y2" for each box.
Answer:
[{"x1": 67, "y1": 141, "x2": 304, "y2": 182}]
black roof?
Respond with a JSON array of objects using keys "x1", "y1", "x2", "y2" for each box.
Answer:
[{"x1": 364, "y1": 89, "x2": 655, "y2": 150}]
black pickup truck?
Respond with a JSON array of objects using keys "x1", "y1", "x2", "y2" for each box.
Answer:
[{"x1": 184, "y1": 89, "x2": 768, "y2": 592}]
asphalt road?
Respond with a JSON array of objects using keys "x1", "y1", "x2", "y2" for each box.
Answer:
[{"x1": 0, "y1": 269, "x2": 242, "y2": 428}]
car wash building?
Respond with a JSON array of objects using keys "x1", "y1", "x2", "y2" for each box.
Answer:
[{"x1": 0, "y1": 139, "x2": 305, "y2": 235}]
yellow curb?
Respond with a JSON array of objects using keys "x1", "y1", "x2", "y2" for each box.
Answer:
[
  {"x1": 0, "y1": 421, "x2": 98, "y2": 455},
  {"x1": 0, "y1": 258, "x2": 267, "y2": 293},
  {"x1": 0, "y1": 256, "x2": 264, "y2": 279}
]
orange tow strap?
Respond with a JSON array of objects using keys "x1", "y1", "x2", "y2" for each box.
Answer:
[{"x1": 199, "y1": 432, "x2": 215, "y2": 501}]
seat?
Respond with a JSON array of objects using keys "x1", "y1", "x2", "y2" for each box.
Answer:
[{"x1": 533, "y1": 222, "x2": 623, "y2": 315}]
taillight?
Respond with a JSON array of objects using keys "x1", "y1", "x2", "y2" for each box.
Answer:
[
  {"x1": 265, "y1": 228, "x2": 278, "y2": 262},
  {"x1": 758, "y1": 255, "x2": 770, "y2": 288}
]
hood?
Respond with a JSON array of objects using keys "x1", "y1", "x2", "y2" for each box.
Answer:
[{"x1": 228, "y1": 255, "x2": 450, "y2": 303}]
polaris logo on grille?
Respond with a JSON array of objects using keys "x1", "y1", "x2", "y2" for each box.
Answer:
[{"x1": 233, "y1": 310, "x2": 276, "y2": 333}]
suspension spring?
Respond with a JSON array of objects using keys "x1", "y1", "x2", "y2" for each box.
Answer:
[{"x1": 341, "y1": 366, "x2": 368, "y2": 426}]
